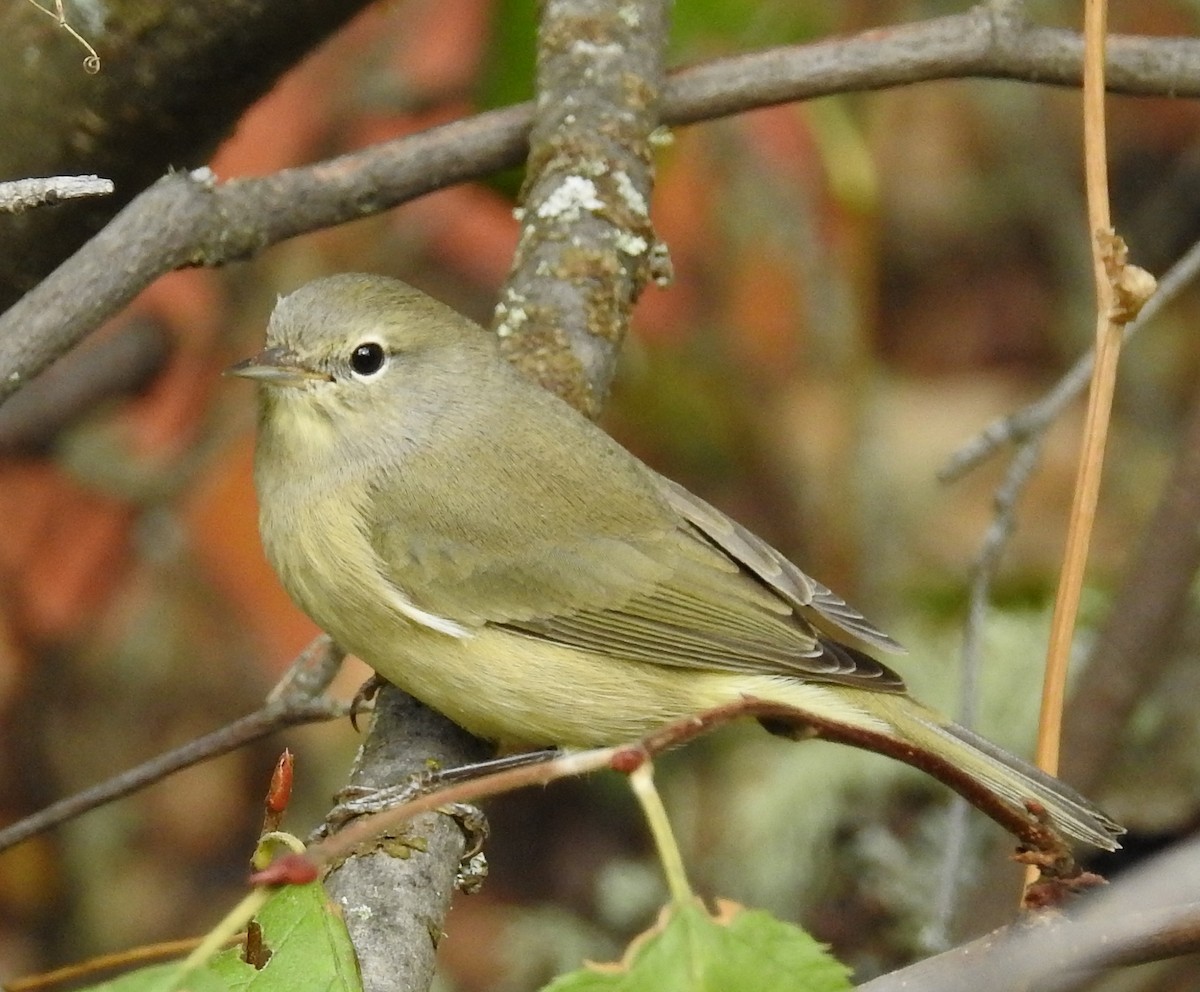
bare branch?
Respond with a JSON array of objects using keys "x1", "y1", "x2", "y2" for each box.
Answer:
[
  {"x1": 861, "y1": 838, "x2": 1200, "y2": 991},
  {"x1": 0, "y1": 175, "x2": 113, "y2": 214},
  {"x1": 662, "y1": 7, "x2": 1200, "y2": 126},
  {"x1": 322, "y1": 686, "x2": 492, "y2": 992},
  {"x1": 6, "y1": 14, "x2": 1200, "y2": 405},
  {"x1": 0, "y1": 636, "x2": 347, "y2": 854}
]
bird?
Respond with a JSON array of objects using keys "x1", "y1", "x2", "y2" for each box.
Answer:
[{"x1": 228, "y1": 272, "x2": 1123, "y2": 851}]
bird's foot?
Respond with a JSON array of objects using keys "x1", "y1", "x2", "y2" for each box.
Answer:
[
  {"x1": 440, "y1": 801, "x2": 490, "y2": 893},
  {"x1": 349, "y1": 674, "x2": 387, "y2": 732}
]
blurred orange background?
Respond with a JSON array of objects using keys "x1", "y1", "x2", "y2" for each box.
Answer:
[{"x1": 3, "y1": 0, "x2": 1200, "y2": 988}]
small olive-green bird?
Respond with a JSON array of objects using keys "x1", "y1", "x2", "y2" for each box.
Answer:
[{"x1": 230, "y1": 273, "x2": 1122, "y2": 851}]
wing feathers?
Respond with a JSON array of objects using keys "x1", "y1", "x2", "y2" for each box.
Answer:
[
  {"x1": 368, "y1": 402, "x2": 905, "y2": 690},
  {"x1": 655, "y1": 476, "x2": 905, "y2": 654}
]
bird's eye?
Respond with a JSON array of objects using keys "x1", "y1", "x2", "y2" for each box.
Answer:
[{"x1": 350, "y1": 342, "x2": 386, "y2": 377}]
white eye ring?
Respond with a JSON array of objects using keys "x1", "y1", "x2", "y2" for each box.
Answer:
[{"x1": 349, "y1": 341, "x2": 387, "y2": 378}]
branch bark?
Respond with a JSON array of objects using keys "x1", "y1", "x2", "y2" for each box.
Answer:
[
  {"x1": 493, "y1": 0, "x2": 671, "y2": 414},
  {"x1": 322, "y1": 689, "x2": 490, "y2": 992},
  {"x1": 859, "y1": 836, "x2": 1200, "y2": 991},
  {"x1": 0, "y1": 175, "x2": 114, "y2": 214}
]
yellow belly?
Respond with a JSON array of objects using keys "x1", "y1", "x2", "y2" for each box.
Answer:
[{"x1": 343, "y1": 621, "x2": 889, "y2": 749}]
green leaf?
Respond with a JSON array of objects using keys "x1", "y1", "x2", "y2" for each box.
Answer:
[
  {"x1": 81, "y1": 961, "x2": 229, "y2": 992},
  {"x1": 543, "y1": 899, "x2": 852, "y2": 992},
  {"x1": 76, "y1": 882, "x2": 360, "y2": 992},
  {"x1": 208, "y1": 882, "x2": 361, "y2": 992}
]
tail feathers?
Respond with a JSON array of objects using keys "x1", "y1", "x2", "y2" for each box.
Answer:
[
  {"x1": 747, "y1": 679, "x2": 1123, "y2": 850},
  {"x1": 886, "y1": 701, "x2": 1124, "y2": 851}
]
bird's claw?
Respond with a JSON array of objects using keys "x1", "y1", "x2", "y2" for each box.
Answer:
[
  {"x1": 349, "y1": 674, "x2": 387, "y2": 732},
  {"x1": 440, "y1": 801, "x2": 490, "y2": 893}
]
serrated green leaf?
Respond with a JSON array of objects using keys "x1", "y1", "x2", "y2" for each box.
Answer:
[{"x1": 543, "y1": 899, "x2": 851, "y2": 992}]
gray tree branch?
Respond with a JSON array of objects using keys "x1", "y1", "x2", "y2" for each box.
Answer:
[
  {"x1": 322, "y1": 688, "x2": 491, "y2": 992},
  {"x1": 860, "y1": 836, "x2": 1200, "y2": 992},
  {"x1": 0, "y1": 175, "x2": 113, "y2": 214},
  {"x1": 493, "y1": 0, "x2": 671, "y2": 415},
  {"x1": 6, "y1": 10, "x2": 1200, "y2": 405}
]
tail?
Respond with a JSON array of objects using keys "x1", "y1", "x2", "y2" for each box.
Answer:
[
  {"x1": 756, "y1": 675, "x2": 1124, "y2": 850},
  {"x1": 857, "y1": 692, "x2": 1124, "y2": 851}
]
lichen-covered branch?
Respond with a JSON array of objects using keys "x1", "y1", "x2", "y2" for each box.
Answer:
[{"x1": 493, "y1": 0, "x2": 671, "y2": 415}]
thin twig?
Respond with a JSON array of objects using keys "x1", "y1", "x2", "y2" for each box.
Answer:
[
  {"x1": 1035, "y1": 0, "x2": 1118, "y2": 785},
  {"x1": 18, "y1": 0, "x2": 100, "y2": 73},
  {"x1": 0, "y1": 637, "x2": 347, "y2": 853},
  {"x1": 928, "y1": 439, "x2": 1046, "y2": 947},
  {"x1": 939, "y1": 236, "x2": 1200, "y2": 483},
  {"x1": 290, "y1": 695, "x2": 1085, "y2": 878},
  {"x1": 0, "y1": 175, "x2": 113, "y2": 214}
]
